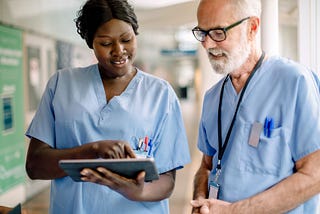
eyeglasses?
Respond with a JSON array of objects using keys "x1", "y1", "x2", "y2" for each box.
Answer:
[{"x1": 192, "y1": 17, "x2": 251, "y2": 42}]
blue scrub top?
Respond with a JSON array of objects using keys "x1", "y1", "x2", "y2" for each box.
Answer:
[
  {"x1": 198, "y1": 56, "x2": 320, "y2": 213},
  {"x1": 26, "y1": 64, "x2": 191, "y2": 214}
]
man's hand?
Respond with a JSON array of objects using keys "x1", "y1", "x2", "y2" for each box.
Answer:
[{"x1": 191, "y1": 198, "x2": 231, "y2": 214}]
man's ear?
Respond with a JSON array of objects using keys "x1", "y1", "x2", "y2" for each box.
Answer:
[{"x1": 248, "y1": 16, "x2": 260, "y2": 40}]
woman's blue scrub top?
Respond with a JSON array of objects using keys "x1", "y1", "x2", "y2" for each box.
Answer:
[{"x1": 26, "y1": 64, "x2": 191, "y2": 214}]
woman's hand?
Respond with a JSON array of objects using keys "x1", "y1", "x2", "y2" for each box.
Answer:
[
  {"x1": 26, "y1": 138, "x2": 135, "y2": 180},
  {"x1": 88, "y1": 140, "x2": 136, "y2": 159},
  {"x1": 80, "y1": 167, "x2": 177, "y2": 202},
  {"x1": 80, "y1": 167, "x2": 146, "y2": 201}
]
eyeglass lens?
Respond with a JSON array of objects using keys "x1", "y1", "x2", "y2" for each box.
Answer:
[
  {"x1": 208, "y1": 30, "x2": 225, "y2": 41},
  {"x1": 193, "y1": 17, "x2": 250, "y2": 42},
  {"x1": 192, "y1": 29, "x2": 226, "y2": 42}
]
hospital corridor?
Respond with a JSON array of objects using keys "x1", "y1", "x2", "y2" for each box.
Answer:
[{"x1": 1, "y1": 0, "x2": 320, "y2": 213}]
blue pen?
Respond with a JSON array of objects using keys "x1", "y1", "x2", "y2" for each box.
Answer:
[
  {"x1": 267, "y1": 118, "x2": 274, "y2": 138},
  {"x1": 264, "y1": 117, "x2": 274, "y2": 138},
  {"x1": 147, "y1": 139, "x2": 153, "y2": 157}
]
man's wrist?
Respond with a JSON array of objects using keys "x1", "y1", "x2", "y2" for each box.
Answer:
[{"x1": 193, "y1": 193, "x2": 207, "y2": 200}]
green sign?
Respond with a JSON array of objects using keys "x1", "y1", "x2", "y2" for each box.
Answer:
[{"x1": 0, "y1": 24, "x2": 25, "y2": 194}]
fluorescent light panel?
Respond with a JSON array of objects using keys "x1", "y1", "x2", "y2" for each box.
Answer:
[{"x1": 129, "y1": 0, "x2": 193, "y2": 9}]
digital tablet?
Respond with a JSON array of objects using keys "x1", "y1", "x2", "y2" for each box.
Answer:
[{"x1": 59, "y1": 158, "x2": 159, "y2": 182}]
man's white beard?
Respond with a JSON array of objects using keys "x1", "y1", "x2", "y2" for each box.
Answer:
[{"x1": 207, "y1": 31, "x2": 251, "y2": 75}]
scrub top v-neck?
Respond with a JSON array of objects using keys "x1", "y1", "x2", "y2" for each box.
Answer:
[{"x1": 93, "y1": 64, "x2": 139, "y2": 111}]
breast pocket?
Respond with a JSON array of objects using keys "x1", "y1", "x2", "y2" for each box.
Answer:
[{"x1": 240, "y1": 123, "x2": 291, "y2": 176}]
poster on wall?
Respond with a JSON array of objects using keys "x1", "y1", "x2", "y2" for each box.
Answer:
[{"x1": 0, "y1": 24, "x2": 25, "y2": 195}]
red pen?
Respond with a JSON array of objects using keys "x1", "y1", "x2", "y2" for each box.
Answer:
[{"x1": 144, "y1": 136, "x2": 148, "y2": 152}]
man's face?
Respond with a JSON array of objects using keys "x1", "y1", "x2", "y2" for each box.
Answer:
[
  {"x1": 207, "y1": 26, "x2": 251, "y2": 75},
  {"x1": 197, "y1": 0, "x2": 251, "y2": 75}
]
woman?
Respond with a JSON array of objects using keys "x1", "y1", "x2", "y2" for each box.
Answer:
[{"x1": 25, "y1": 0, "x2": 190, "y2": 213}]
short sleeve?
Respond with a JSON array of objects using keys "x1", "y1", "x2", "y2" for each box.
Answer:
[
  {"x1": 290, "y1": 71, "x2": 320, "y2": 161},
  {"x1": 152, "y1": 88, "x2": 191, "y2": 174},
  {"x1": 197, "y1": 118, "x2": 217, "y2": 156}
]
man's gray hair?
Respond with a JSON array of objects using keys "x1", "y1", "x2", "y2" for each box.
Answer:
[{"x1": 230, "y1": 0, "x2": 261, "y2": 19}]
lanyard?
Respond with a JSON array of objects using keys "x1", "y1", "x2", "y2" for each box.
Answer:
[{"x1": 217, "y1": 51, "x2": 265, "y2": 170}]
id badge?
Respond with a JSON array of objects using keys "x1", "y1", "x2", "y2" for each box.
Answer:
[
  {"x1": 209, "y1": 181, "x2": 220, "y2": 199},
  {"x1": 209, "y1": 167, "x2": 221, "y2": 199}
]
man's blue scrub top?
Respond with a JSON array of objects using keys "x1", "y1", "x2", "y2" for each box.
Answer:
[
  {"x1": 26, "y1": 64, "x2": 191, "y2": 214},
  {"x1": 198, "y1": 56, "x2": 320, "y2": 213}
]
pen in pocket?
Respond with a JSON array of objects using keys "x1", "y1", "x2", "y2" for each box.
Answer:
[{"x1": 264, "y1": 117, "x2": 274, "y2": 138}]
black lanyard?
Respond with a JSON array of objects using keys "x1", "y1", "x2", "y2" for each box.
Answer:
[{"x1": 217, "y1": 51, "x2": 265, "y2": 170}]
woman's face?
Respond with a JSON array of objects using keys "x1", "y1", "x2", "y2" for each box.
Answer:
[{"x1": 92, "y1": 19, "x2": 137, "y2": 79}]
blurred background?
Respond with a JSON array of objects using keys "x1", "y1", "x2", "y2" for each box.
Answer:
[{"x1": 0, "y1": 0, "x2": 319, "y2": 213}]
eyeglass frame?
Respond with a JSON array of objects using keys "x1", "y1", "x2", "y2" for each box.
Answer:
[{"x1": 192, "y1": 16, "x2": 251, "y2": 42}]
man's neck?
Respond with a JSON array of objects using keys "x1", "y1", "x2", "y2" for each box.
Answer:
[{"x1": 230, "y1": 50, "x2": 263, "y2": 93}]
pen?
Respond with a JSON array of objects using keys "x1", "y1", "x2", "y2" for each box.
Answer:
[
  {"x1": 264, "y1": 117, "x2": 268, "y2": 136},
  {"x1": 147, "y1": 139, "x2": 153, "y2": 157},
  {"x1": 264, "y1": 117, "x2": 274, "y2": 138},
  {"x1": 267, "y1": 118, "x2": 274, "y2": 138},
  {"x1": 144, "y1": 136, "x2": 148, "y2": 152},
  {"x1": 138, "y1": 138, "x2": 144, "y2": 150}
]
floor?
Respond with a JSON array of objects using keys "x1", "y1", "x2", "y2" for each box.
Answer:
[{"x1": 22, "y1": 96, "x2": 203, "y2": 214}]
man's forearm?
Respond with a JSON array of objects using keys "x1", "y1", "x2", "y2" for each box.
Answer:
[
  {"x1": 231, "y1": 153, "x2": 320, "y2": 213},
  {"x1": 193, "y1": 167, "x2": 210, "y2": 200}
]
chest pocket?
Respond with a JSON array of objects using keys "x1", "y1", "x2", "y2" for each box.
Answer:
[{"x1": 239, "y1": 123, "x2": 292, "y2": 176}]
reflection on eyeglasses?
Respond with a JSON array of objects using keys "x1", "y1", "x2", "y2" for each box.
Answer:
[{"x1": 192, "y1": 17, "x2": 251, "y2": 42}]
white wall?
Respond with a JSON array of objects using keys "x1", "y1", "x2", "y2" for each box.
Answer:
[
  {"x1": 279, "y1": 25, "x2": 298, "y2": 61},
  {"x1": 261, "y1": 0, "x2": 279, "y2": 56},
  {"x1": 298, "y1": 0, "x2": 320, "y2": 74}
]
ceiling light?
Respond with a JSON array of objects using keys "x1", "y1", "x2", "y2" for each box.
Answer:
[{"x1": 129, "y1": 0, "x2": 193, "y2": 9}]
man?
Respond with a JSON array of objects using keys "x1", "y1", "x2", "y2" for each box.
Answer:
[{"x1": 190, "y1": 0, "x2": 320, "y2": 213}]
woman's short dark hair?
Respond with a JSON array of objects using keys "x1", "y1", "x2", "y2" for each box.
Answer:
[{"x1": 75, "y1": 0, "x2": 139, "y2": 49}]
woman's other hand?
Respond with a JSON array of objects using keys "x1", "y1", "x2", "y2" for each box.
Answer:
[{"x1": 89, "y1": 140, "x2": 136, "y2": 159}]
